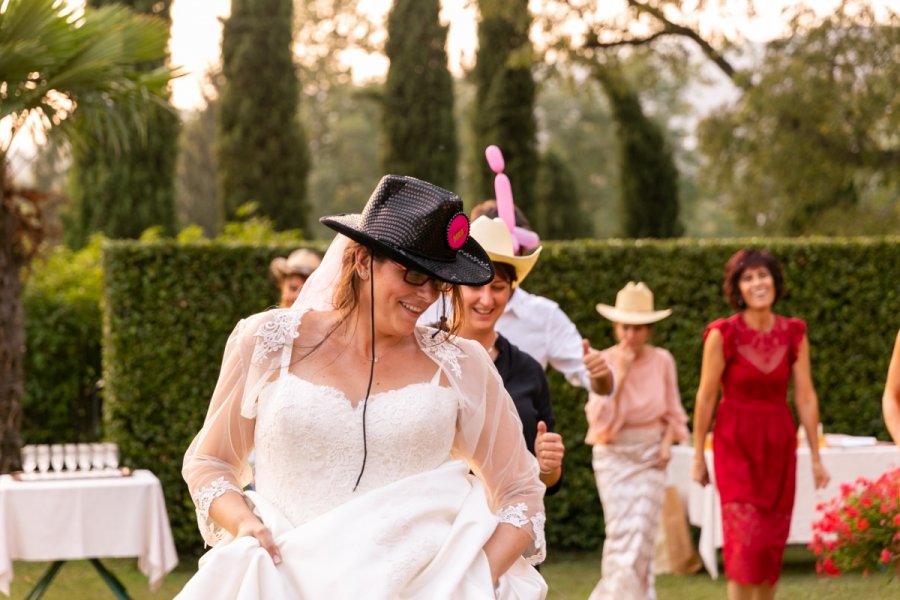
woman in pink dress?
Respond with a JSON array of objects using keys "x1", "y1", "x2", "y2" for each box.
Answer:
[
  {"x1": 692, "y1": 248, "x2": 830, "y2": 600},
  {"x1": 584, "y1": 282, "x2": 689, "y2": 600}
]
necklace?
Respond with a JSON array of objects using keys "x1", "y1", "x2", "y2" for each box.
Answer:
[
  {"x1": 347, "y1": 338, "x2": 404, "y2": 363},
  {"x1": 484, "y1": 332, "x2": 499, "y2": 358}
]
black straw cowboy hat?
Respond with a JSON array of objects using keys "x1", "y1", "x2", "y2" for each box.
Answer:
[{"x1": 320, "y1": 175, "x2": 494, "y2": 286}]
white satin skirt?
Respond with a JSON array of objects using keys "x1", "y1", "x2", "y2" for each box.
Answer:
[
  {"x1": 177, "y1": 460, "x2": 547, "y2": 599},
  {"x1": 589, "y1": 429, "x2": 666, "y2": 600}
]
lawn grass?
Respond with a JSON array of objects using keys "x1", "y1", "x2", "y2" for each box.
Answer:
[
  {"x1": 7, "y1": 547, "x2": 897, "y2": 599},
  {"x1": 7, "y1": 560, "x2": 194, "y2": 599},
  {"x1": 543, "y1": 546, "x2": 899, "y2": 600}
]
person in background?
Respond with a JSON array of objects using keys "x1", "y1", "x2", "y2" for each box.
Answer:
[
  {"x1": 883, "y1": 328, "x2": 900, "y2": 446},
  {"x1": 270, "y1": 248, "x2": 321, "y2": 308},
  {"x1": 457, "y1": 215, "x2": 565, "y2": 492},
  {"x1": 692, "y1": 248, "x2": 830, "y2": 600},
  {"x1": 584, "y1": 282, "x2": 688, "y2": 600},
  {"x1": 468, "y1": 200, "x2": 612, "y2": 395}
]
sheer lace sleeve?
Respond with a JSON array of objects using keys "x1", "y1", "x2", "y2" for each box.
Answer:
[
  {"x1": 182, "y1": 309, "x2": 300, "y2": 546},
  {"x1": 419, "y1": 330, "x2": 547, "y2": 565}
]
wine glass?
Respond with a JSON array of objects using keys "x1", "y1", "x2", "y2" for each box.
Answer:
[
  {"x1": 104, "y1": 443, "x2": 120, "y2": 470},
  {"x1": 90, "y1": 443, "x2": 106, "y2": 471},
  {"x1": 77, "y1": 443, "x2": 92, "y2": 471},
  {"x1": 36, "y1": 445, "x2": 50, "y2": 474},
  {"x1": 50, "y1": 444, "x2": 64, "y2": 472},
  {"x1": 20, "y1": 445, "x2": 37, "y2": 473},
  {"x1": 64, "y1": 444, "x2": 78, "y2": 471}
]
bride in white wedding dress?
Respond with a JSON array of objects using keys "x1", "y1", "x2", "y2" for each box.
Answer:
[{"x1": 178, "y1": 175, "x2": 548, "y2": 599}]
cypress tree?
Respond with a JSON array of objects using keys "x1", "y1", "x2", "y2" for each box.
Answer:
[
  {"x1": 381, "y1": 0, "x2": 457, "y2": 189},
  {"x1": 471, "y1": 0, "x2": 538, "y2": 215},
  {"x1": 217, "y1": 0, "x2": 309, "y2": 231},
  {"x1": 595, "y1": 64, "x2": 683, "y2": 238},
  {"x1": 67, "y1": 0, "x2": 178, "y2": 247}
]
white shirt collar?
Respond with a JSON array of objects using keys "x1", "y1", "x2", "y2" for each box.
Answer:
[{"x1": 505, "y1": 286, "x2": 533, "y2": 317}]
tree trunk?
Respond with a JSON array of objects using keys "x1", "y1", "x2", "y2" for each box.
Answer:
[{"x1": 0, "y1": 165, "x2": 25, "y2": 473}]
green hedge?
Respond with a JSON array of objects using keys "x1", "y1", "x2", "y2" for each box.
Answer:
[
  {"x1": 533, "y1": 237, "x2": 900, "y2": 551},
  {"x1": 101, "y1": 240, "x2": 312, "y2": 557},
  {"x1": 23, "y1": 238, "x2": 104, "y2": 444},
  {"x1": 102, "y1": 237, "x2": 900, "y2": 556}
]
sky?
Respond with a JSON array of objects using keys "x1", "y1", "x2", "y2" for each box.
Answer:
[{"x1": 168, "y1": 0, "x2": 898, "y2": 111}]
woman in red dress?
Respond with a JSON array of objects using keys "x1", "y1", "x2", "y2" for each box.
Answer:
[{"x1": 691, "y1": 249, "x2": 830, "y2": 600}]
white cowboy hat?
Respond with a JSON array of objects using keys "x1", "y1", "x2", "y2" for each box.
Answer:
[
  {"x1": 596, "y1": 282, "x2": 672, "y2": 325},
  {"x1": 270, "y1": 248, "x2": 322, "y2": 281},
  {"x1": 469, "y1": 216, "x2": 541, "y2": 287}
]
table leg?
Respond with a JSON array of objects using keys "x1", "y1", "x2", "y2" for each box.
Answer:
[
  {"x1": 24, "y1": 561, "x2": 64, "y2": 600},
  {"x1": 699, "y1": 483, "x2": 719, "y2": 579},
  {"x1": 89, "y1": 559, "x2": 132, "y2": 600}
]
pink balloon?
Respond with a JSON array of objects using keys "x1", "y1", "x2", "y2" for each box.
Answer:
[
  {"x1": 494, "y1": 174, "x2": 516, "y2": 230},
  {"x1": 485, "y1": 145, "x2": 505, "y2": 174},
  {"x1": 486, "y1": 144, "x2": 535, "y2": 253},
  {"x1": 514, "y1": 227, "x2": 540, "y2": 250}
]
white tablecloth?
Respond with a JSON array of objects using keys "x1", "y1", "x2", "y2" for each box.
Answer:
[
  {"x1": 0, "y1": 469, "x2": 179, "y2": 595},
  {"x1": 666, "y1": 444, "x2": 900, "y2": 579}
]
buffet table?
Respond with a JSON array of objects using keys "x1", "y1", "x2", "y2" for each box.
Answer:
[
  {"x1": 666, "y1": 443, "x2": 900, "y2": 579},
  {"x1": 0, "y1": 469, "x2": 178, "y2": 597}
]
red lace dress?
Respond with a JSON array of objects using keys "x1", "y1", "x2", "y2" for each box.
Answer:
[{"x1": 704, "y1": 314, "x2": 806, "y2": 585}]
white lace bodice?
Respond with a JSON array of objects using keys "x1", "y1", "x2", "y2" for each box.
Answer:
[{"x1": 253, "y1": 373, "x2": 458, "y2": 527}]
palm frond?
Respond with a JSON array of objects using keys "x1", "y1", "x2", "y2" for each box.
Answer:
[{"x1": 0, "y1": 0, "x2": 174, "y2": 155}]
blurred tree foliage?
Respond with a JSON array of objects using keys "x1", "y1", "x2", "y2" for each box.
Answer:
[
  {"x1": 381, "y1": 0, "x2": 457, "y2": 189},
  {"x1": 292, "y1": 0, "x2": 375, "y2": 94},
  {"x1": 471, "y1": 0, "x2": 539, "y2": 216},
  {"x1": 176, "y1": 81, "x2": 221, "y2": 238},
  {"x1": 537, "y1": 0, "x2": 898, "y2": 236},
  {"x1": 66, "y1": 0, "x2": 178, "y2": 249},
  {"x1": 291, "y1": 0, "x2": 381, "y2": 236},
  {"x1": 23, "y1": 239, "x2": 104, "y2": 445},
  {"x1": 594, "y1": 59, "x2": 683, "y2": 238},
  {"x1": 218, "y1": 0, "x2": 309, "y2": 231},
  {"x1": 535, "y1": 1, "x2": 693, "y2": 238},
  {"x1": 534, "y1": 72, "x2": 619, "y2": 238},
  {"x1": 301, "y1": 82, "x2": 381, "y2": 239},
  {"x1": 698, "y1": 1, "x2": 900, "y2": 234}
]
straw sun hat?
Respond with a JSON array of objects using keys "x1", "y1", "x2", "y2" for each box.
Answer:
[
  {"x1": 596, "y1": 281, "x2": 672, "y2": 325},
  {"x1": 468, "y1": 216, "x2": 541, "y2": 287},
  {"x1": 270, "y1": 248, "x2": 322, "y2": 282},
  {"x1": 320, "y1": 175, "x2": 494, "y2": 286}
]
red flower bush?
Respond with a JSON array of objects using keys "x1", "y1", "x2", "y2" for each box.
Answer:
[{"x1": 810, "y1": 467, "x2": 900, "y2": 576}]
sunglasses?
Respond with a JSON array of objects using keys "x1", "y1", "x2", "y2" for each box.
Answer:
[{"x1": 389, "y1": 261, "x2": 453, "y2": 293}]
